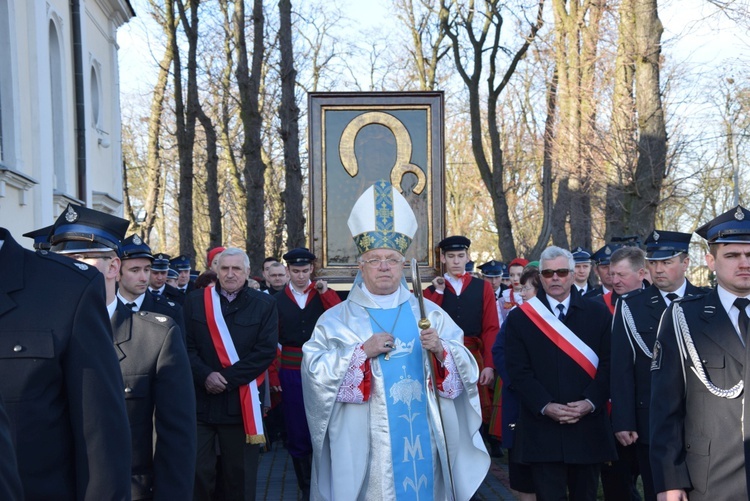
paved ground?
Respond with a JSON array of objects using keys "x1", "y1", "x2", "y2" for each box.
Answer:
[{"x1": 256, "y1": 441, "x2": 520, "y2": 500}]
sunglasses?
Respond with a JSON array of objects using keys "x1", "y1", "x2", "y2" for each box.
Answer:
[{"x1": 540, "y1": 268, "x2": 572, "y2": 278}]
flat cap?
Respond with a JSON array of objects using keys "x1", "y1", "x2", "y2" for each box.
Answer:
[{"x1": 439, "y1": 235, "x2": 471, "y2": 252}]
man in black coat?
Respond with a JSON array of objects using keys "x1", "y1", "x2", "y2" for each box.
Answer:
[
  {"x1": 185, "y1": 247, "x2": 278, "y2": 501},
  {"x1": 0, "y1": 221, "x2": 131, "y2": 499},
  {"x1": 611, "y1": 231, "x2": 704, "y2": 501},
  {"x1": 150, "y1": 253, "x2": 185, "y2": 305},
  {"x1": 650, "y1": 206, "x2": 750, "y2": 500},
  {"x1": 49, "y1": 205, "x2": 197, "y2": 500},
  {"x1": 118, "y1": 235, "x2": 186, "y2": 335},
  {"x1": 505, "y1": 245, "x2": 617, "y2": 499}
]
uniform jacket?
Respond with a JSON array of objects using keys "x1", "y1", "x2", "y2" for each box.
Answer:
[
  {"x1": 138, "y1": 292, "x2": 186, "y2": 339},
  {"x1": 650, "y1": 289, "x2": 749, "y2": 499},
  {"x1": 0, "y1": 228, "x2": 131, "y2": 500},
  {"x1": 112, "y1": 302, "x2": 196, "y2": 500},
  {"x1": 492, "y1": 322, "x2": 520, "y2": 448},
  {"x1": 610, "y1": 282, "x2": 704, "y2": 441},
  {"x1": 0, "y1": 397, "x2": 21, "y2": 500},
  {"x1": 159, "y1": 283, "x2": 185, "y2": 306},
  {"x1": 505, "y1": 289, "x2": 617, "y2": 464},
  {"x1": 184, "y1": 285, "x2": 278, "y2": 424}
]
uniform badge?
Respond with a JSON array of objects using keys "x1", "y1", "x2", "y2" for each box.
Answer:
[
  {"x1": 65, "y1": 205, "x2": 78, "y2": 223},
  {"x1": 168, "y1": 302, "x2": 175, "y2": 307},
  {"x1": 155, "y1": 316, "x2": 167, "y2": 322},
  {"x1": 650, "y1": 340, "x2": 662, "y2": 371},
  {"x1": 735, "y1": 206, "x2": 745, "y2": 221},
  {"x1": 133, "y1": 235, "x2": 142, "y2": 245},
  {"x1": 73, "y1": 262, "x2": 88, "y2": 270},
  {"x1": 605, "y1": 246, "x2": 612, "y2": 255},
  {"x1": 653, "y1": 230, "x2": 660, "y2": 241}
]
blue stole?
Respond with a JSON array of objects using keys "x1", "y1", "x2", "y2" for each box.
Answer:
[{"x1": 367, "y1": 304, "x2": 434, "y2": 500}]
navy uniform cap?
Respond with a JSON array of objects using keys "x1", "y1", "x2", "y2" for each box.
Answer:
[
  {"x1": 439, "y1": 235, "x2": 471, "y2": 251},
  {"x1": 50, "y1": 204, "x2": 128, "y2": 254},
  {"x1": 170, "y1": 255, "x2": 191, "y2": 271},
  {"x1": 695, "y1": 205, "x2": 750, "y2": 244},
  {"x1": 151, "y1": 253, "x2": 171, "y2": 271},
  {"x1": 501, "y1": 263, "x2": 510, "y2": 279},
  {"x1": 571, "y1": 246, "x2": 593, "y2": 263},
  {"x1": 167, "y1": 268, "x2": 179, "y2": 280},
  {"x1": 644, "y1": 230, "x2": 692, "y2": 260},
  {"x1": 120, "y1": 234, "x2": 153, "y2": 261},
  {"x1": 478, "y1": 260, "x2": 504, "y2": 277},
  {"x1": 23, "y1": 225, "x2": 53, "y2": 251},
  {"x1": 610, "y1": 235, "x2": 642, "y2": 248},
  {"x1": 465, "y1": 261, "x2": 475, "y2": 273},
  {"x1": 592, "y1": 243, "x2": 621, "y2": 265},
  {"x1": 283, "y1": 247, "x2": 316, "y2": 266}
]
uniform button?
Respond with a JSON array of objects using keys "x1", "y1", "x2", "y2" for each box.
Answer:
[
  {"x1": 124, "y1": 386, "x2": 132, "y2": 393},
  {"x1": 686, "y1": 444, "x2": 691, "y2": 449},
  {"x1": 13, "y1": 345, "x2": 22, "y2": 352}
]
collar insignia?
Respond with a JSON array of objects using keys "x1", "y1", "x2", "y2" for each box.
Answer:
[{"x1": 73, "y1": 262, "x2": 88, "y2": 270}]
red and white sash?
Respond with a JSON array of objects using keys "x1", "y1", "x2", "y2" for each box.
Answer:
[
  {"x1": 204, "y1": 287, "x2": 265, "y2": 444},
  {"x1": 519, "y1": 296, "x2": 599, "y2": 379}
]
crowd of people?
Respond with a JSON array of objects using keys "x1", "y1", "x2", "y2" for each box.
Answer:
[{"x1": 1, "y1": 184, "x2": 750, "y2": 501}]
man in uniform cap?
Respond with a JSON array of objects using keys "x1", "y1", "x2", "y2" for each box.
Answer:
[
  {"x1": 479, "y1": 260, "x2": 506, "y2": 300},
  {"x1": 170, "y1": 255, "x2": 194, "y2": 294},
  {"x1": 150, "y1": 253, "x2": 185, "y2": 305},
  {"x1": 586, "y1": 243, "x2": 621, "y2": 299},
  {"x1": 118, "y1": 234, "x2": 186, "y2": 335},
  {"x1": 572, "y1": 246, "x2": 593, "y2": 295},
  {"x1": 302, "y1": 180, "x2": 489, "y2": 500},
  {"x1": 0, "y1": 206, "x2": 131, "y2": 499},
  {"x1": 274, "y1": 247, "x2": 341, "y2": 499},
  {"x1": 650, "y1": 206, "x2": 750, "y2": 500},
  {"x1": 50, "y1": 205, "x2": 197, "y2": 500},
  {"x1": 610, "y1": 230, "x2": 704, "y2": 501},
  {"x1": 166, "y1": 268, "x2": 179, "y2": 287},
  {"x1": 425, "y1": 235, "x2": 501, "y2": 434}
]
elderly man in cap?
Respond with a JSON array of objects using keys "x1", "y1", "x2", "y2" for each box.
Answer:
[
  {"x1": 118, "y1": 235, "x2": 186, "y2": 334},
  {"x1": 505, "y1": 245, "x2": 617, "y2": 499},
  {"x1": 150, "y1": 253, "x2": 185, "y2": 305},
  {"x1": 650, "y1": 206, "x2": 750, "y2": 500},
  {"x1": 610, "y1": 231, "x2": 704, "y2": 501},
  {"x1": 184, "y1": 247, "x2": 278, "y2": 501},
  {"x1": 0, "y1": 210, "x2": 131, "y2": 500},
  {"x1": 274, "y1": 247, "x2": 341, "y2": 499},
  {"x1": 49, "y1": 205, "x2": 197, "y2": 500},
  {"x1": 572, "y1": 246, "x2": 594, "y2": 295},
  {"x1": 302, "y1": 180, "x2": 489, "y2": 500}
]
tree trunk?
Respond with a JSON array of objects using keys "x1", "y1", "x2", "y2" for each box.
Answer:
[
  {"x1": 278, "y1": 0, "x2": 305, "y2": 250},
  {"x1": 235, "y1": 0, "x2": 267, "y2": 273}
]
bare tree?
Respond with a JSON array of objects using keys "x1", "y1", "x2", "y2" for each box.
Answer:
[{"x1": 439, "y1": 0, "x2": 545, "y2": 260}]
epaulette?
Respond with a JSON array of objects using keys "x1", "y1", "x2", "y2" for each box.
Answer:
[
  {"x1": 135, "y1": 311, "x2": 176, "y2": 327},
  {"x1": 153, "y1": 294, "x2": 180, "y2": 310},
  {"x1": 34, "y1": 249, "x2": 100, "y2": 277}
]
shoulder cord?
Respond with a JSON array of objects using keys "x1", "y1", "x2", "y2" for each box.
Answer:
[
  {"x1": 672, "y1": 302, "x2": 743, "y2": 399},
  {"x1": 622, "y1": 301, "x2": 653, "y2": 361}
]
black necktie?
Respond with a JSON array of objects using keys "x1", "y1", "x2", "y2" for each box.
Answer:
[
  {"x1": 734, "y1": 297, "x2": 750, "y2": 342},
  {"x1": 556, "y1": 303, "x2": 565, "y2": 321},
  {"x1": 151, "y1": 289, "x2": 160, "y2": 295},
  {"x1": 125, "y1": 302, "x2": 137, "y2": 311},
  {"x1": 666, "y1": 293, "x2": 679, "y2": 302}
]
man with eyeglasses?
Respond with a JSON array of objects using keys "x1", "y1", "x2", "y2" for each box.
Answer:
[
  {"x1": 302, "y1": 180, "x2": 489, "y2": 500},
  {"x1": 49, "y1": 204, "x2": 197, "y2": 500},
  {"x1": 609, "y1": 231, "x2": 704, "y2": 501},
  {"x1": 0, "y1": 212, "x2": 131, "y2": 500},
  {"x1": 505, "y1": 246, "x2": 617, "y2": 499}
]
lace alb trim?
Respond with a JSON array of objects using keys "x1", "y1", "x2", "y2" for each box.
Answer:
[
  {"x1": 336, "y1": 344, "x2": 367, "y2": 403},
  {"x1": 437, "y1": 340, "x2": 463, "y2": 399}
]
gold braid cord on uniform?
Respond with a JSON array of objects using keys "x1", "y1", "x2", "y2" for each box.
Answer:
[
  {"x1": 672, "y1": 303, "x2": 743, "y2": 399},
  {"x1": 621, "y1": 302, "x2": 653, "y2": 360}
]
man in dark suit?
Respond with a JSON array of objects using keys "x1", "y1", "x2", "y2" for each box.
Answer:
[
  {"x1": 185, "y1": 247, "x2": 278, "y2": 501},
  {"x1": 49, "y1": 205, "x2": 197, "y2": 500},
  {"x1": 610, "y1": 230, "x2": 703, "y2": 501},
  {"x1": 171, "y1": 255, "x2": 195, "y2": 294},
  {"x1": 118, "y1": 235, "x2": 186, "y2": 335},
  {"x1": 0, "y1": 218, "x2": 131, "y2": 499},
  {"x1": 150, "y1": 253, "x2": 185, "y2": 305},
  {"x1": 650, "y1": 206, "x2": 750, "y2": 500},
  {"x1": 585, "y1": 243, "x2": 619, "y2": 299},
  {"x1": 572, "y1": 246, "x2": 594, "y2": 295},
  {"x1": 505, "y1": 245, "x2": 617, "y2": 499}
]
